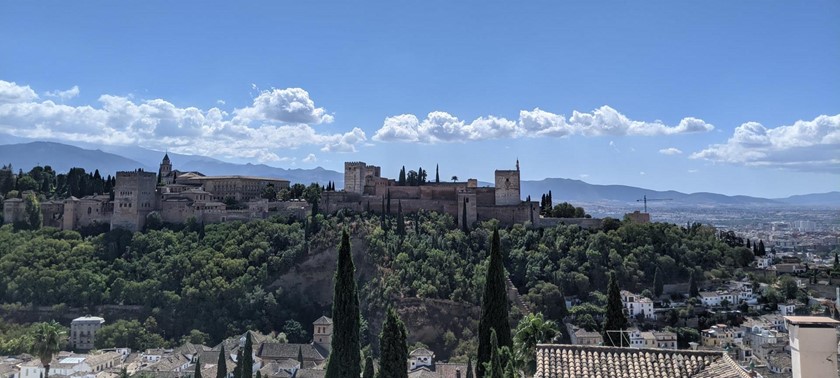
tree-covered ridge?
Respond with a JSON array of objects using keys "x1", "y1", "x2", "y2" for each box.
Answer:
[{"x1": 0, "y1": 210, "x2": 753, "y2": 360}]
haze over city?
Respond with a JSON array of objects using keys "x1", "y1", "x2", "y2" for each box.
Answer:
[{"x1": 1, "y1": 1, "x2": 838, "y2": 198}]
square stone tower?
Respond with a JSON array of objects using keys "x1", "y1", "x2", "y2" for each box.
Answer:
[
  {"x1": 313, "y1": 316, "x2": 333, "y2": 353},
  {"x1": 111, "y1": 170, "x2": 158, "y2": 231},
  {"x1": 494, "y1": 159, "x2": 521, "y2": 206}
]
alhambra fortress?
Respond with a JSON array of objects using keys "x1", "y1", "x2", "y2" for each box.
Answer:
[{"x1": 3, "y1": 154, "x2": 604, "y2": 231}]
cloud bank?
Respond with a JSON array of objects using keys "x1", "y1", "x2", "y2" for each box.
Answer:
[
  {"x1": 691, "y1": 114, "x2": 840, "y2": 172},
  {"x1": 373, "y1": 105, "x2": 715, "y2": 143},
  {"x1": 0, "y1": 80, "x2": 365, "y2": 163}
]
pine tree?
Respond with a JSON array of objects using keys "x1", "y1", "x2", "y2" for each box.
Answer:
[
  {"x1": 377, "y1": 308, "x2": 408, "y2": 378},
  {"x1": 435, "y1": 164, "x2": 440, "y2": 183},
  {"x1": 603, "y1": 271, "x2": 628, "y2": 346},
  {"x1": 216, "y1": 347, "x2": 227, "y2": 378},
  {"x1": 194, "y1": 358, "x2": 202, "y2": 378},
  {"x1": 477, "y1": 229, "x2": 511, "y2": 378},
  {"x1": 241, "y1": 332, "x2": 253, "y2": 378},
  {"x1": 324, "y1": 231, "x2": 362, "y2": 378},
  {"x1": 363, "y1": 356, "x2": 374, "y2": 378},
  {"x1": 689, "y1": 272, "x2": 699, "y2": 298},
  {"x1": 653, "y1": 267, "x2": 664, "y2": 298},
  {"x1": 466, "y1": 357, "x2": 474, "y2": 378}
]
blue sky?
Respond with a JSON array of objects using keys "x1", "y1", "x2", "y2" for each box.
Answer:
[{"x1": 0, "y1": 1, "x2": 838, "y2": 197}]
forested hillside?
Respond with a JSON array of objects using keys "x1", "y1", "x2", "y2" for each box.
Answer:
[{"x1": 0, "y1": 210, "x2": 754, "y2": 360}]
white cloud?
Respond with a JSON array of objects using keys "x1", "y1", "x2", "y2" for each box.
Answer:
[
  {"x1": 372, "y1": 105, "x2": 714, "y2": 143},
  {"x1": 691, "y1": 114, "x2": 840, "y2": 172},
  {"x1": 687, "y1": 169, "x2": 698, "y2": 173},
  {"x1": 303, "y1": 153, "x2": 317, "y2": 163},
  {"x1": 0, "y1": 80, "x2": 38, "y2": 103},
  {"x1": 45, "y1": 85, "x2": 80, "y2": 100},
  {"x1": 659, "y1": 147, "x2": 683, "y2": 155},
  {"x1": 234, "y1": 87, "x2": 334, "y2": 124},
  {"x1": 639, "y1": 171, "x2": 646, "y2": 175},
  {"x1": 0, "y1": 80, "x2": 365, "y2": 162}
]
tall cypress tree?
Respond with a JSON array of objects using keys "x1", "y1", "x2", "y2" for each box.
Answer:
[
  {"x1": 396, "y1": 201, "x2": 405, "y2": 236},
  {"x1": 325, "y1": 231, "x2": 362, "y2": 378},
  {"x1": 241, "y1": 333, "x2": 253, "y2": 378},
  {"x1": 758, "y1": 240, "x2": 766, "y2": 256},
  {"x1": 653, "y1": 267, "x2": 663, "y2": 298},
  {"x1": 232, "y1": 350, "x2": 243, "y2": 378},
  {"x1": 485, "y1": 329, "x2": 503, "y2": 378},
  {"x1": 466, "y1": 357, "x2": 474, "y2": 378},
  {"x1": 689, "y1": 272, "x2": 699, "y2": 298},
  {"x1": 477, "y1": 229, "x2": 511, "y2": 378},
  {"x1": 297, "y1": 346, "x2": 303, "y2": 367},
  {"x1": 363, "y1": 356, "x2": 374, "y2": 378},
  {"x1": 435, "y1": 164, "x2": 440, "y2": 183},
  {"x1": 216, "y1": 346, "x2": 227, "y2": 378},
  {"x1": 194, "y1": 358, "x2": 201, "y2": 378},
  {"x1": 398, "y1": 167, "x2": 406, "y2": 186},
  {"x1": 377, "y1": 308, "x2": 408, "y2": 378},
  {"x1": 603, "y1": 271, "x2": 628, "y2": 346}
]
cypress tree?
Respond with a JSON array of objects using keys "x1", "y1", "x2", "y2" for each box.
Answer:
[
  {"x1": 396, "y1": 201, "x2": 405, "y2": 236},
  {"x1": 363, "y1": 356, "x2": 374, "y2": 378},
  {"x1": 297, "y1": 346, "x2": 304, "y2": 367},
  {"x1": 603, "y1": 271, "x2": 628, "y2": 346},
  {"x1": 758, "y1": 240, "x2": 766, "y2": 256},
  {"x1": 194, "y1": 358, "x2": 201, "y2": 378},
  {"x1": 485, "y1": 329, "x2": 503, "y2": 378},
  {"x1": 255, "y1": 372, "x2": 261, "y2": 378},
  {"x1": 653, "y1": 267, "x2": 663, "y2": 298},
  {"x1": 746, "y1": 239, "x2": 751, "y2": 248},
  {"x1": 558, "y1": 292, "x2": 568, "y2": 318},
  {"x1": 216, "y1": 346, "x2": 227, "y2": 378},
  {"x1": 476, "y1": 229, "x2": 511, "y2": 378},
  {"x1": 377, "y1": 308, "x2": 408, "y2": 378},
  {"x1": 398, "y1": 167, "x2": 406, "y2": 186},
  {"x1": 689, "y1": 272, "x2": 699, "y2": 297},
  {"x1": 241, "y1": 332, "x2": 253, "y2": 378},
  {"x1": 324, "y1": 231, "x2": 362, "y2": 378},
  {"x1": 435, "y1": 164, "x2": 440, "y2": 183},
  {"x1": 466, "y1": 357, "x2": 474, "y2": 378},
  {"x1": 232, "y1": 350, "x2": 242, "y2": 378}
]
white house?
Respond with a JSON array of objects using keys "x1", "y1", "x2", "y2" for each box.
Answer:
[
  {"x1": 621, "y1": 291, "x2": 655, "y2": 319},
  {"x1": 778, "y1": 302, "x2": 797, "y2": 316},
  {"x1": 698, "y1": 291, "x2": 736, "y2": 307}
]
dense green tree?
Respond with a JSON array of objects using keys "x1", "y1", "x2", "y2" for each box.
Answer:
[
  {"x1": 477, "y1": 229, "x2": 511, "y2": 378},
  {"x1": 20, "y1": 193, "x2": 42, "y2": 230},
  {"x1": 653, "y1": 267, "x2": 664, "y2": 297},
  {"x1": 602, "y1": 272, "x2": 628, "y2": 346},
  {"x1": 396, "y1": 201, "x2": 405, "y2": 236},
  {"x1": 30, "y1": 321, "x2": 64, "y2": 378},
  {"x1": 513, "y1": 313, "x2": 558, "y2": 375},
  {"x1": 376, "y1": 308, "x2": 408, "y2": 378},
  {"x1": 216, "y1": 346, "x2": 227, "y2": 378},
  {"x1": 95, "y1": 320, "x2": 166, "y2": 350},
  {"x1": 363, "y1": 356, "x2": 374, "y2": 378},
  {"x1": 283, "y1": 320, "x2": 308, "y2": 344},
  {"x1": 778, "y1": 276, "x2": 799, "y2": 300},
  {"x1": 241, "y1": 332, "x2": 253, "y2": 378},
  {"x1": 325, "y1": 231, "x2": 361, "y2": 378}
]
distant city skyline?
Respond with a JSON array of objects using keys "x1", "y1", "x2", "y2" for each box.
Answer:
[{"x1": 0, "y1": 1, "x2": 838, "y2": 198}]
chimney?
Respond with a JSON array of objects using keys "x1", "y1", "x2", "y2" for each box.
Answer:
[
  {"x1": 785, "y1": 316, "x2": 840, "y2": 378},
  {"x1": 456, "y1": 369, "x2": 461, "y2": 378},
  {"x1": 689, "y1": 342, "x2": 698, "y2": 351}
]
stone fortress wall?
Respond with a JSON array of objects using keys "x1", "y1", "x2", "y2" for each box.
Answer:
[{"x1": 323, "y1": 160, "x2": 539, "y2": 228}]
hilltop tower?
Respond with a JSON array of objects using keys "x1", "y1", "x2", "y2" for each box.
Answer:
[
  {"x1": 312, "y1": 316, "x2": 333, "y2": 353},
  {"x1": 494, "y1": 160, "x2": 521, "y2": 206},
  {"x1": 111, "y1": 170, "x2": 158, "y2": 231},
  {"x1": 159, "y1": 153, "x2": 172, "y2": 184}
]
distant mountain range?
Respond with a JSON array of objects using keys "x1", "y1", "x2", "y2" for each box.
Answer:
[{"x1": 0, "y1": 141, "x2": 836, "y2": 207}]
